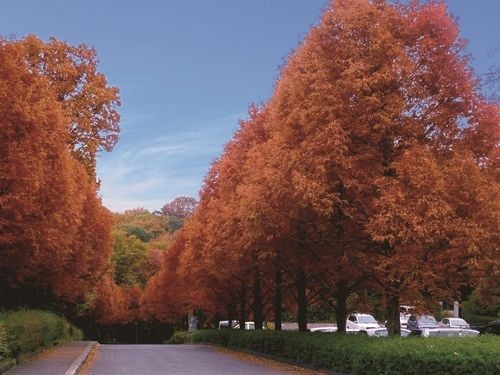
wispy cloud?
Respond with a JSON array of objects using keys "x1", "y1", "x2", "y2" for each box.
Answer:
[{"x1": 97, "y1": 112, "x2": 243, "y2": 212}]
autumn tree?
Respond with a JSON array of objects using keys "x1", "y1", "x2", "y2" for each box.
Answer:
[
  {"x1": 141, "y1": 230, "x2": 194, "y2": 323},
  {"x1": 161, "y1": 197, "x2": 198, "y2": 218},
  {"x1": 160, "y1": 197, "x2": 198, "y2": 232},
  {"x1": 0, "y1": 37, "x2": 115, "y2": 309},
  {"x1": 10, "y1": 35, "x2": 120, "y2": 178},
  {"x1": 89, "y1": 274, "x2": 130, "y2": 325},
  {"x1": 141, "y1": 0, "x2": 498, "y2": 335},
  {"x1": 51, "y1": 171, "x2": 114, "y2": 302}
]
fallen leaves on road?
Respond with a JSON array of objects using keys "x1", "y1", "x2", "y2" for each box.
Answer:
[
  {"x1": 78, "y1": 343, "x2": 99, "y2": 375},
  {"x1": 214, "y1": 346, "x2": 332, "y2": 374}
]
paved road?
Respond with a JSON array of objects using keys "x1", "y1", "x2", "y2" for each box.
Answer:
[
  {"x1": 4, "y1": 341, "x2": 95, "y2": 375},
  {"x1": 85, "y1": 344, "x2": 307, "y2": 374}
]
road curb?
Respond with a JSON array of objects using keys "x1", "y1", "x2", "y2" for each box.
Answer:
[
  {"x1": 65, "y1": 341, "x2": 98, "y2": 375},
  {"x1": 0, "y1": 359, "x2": 16, "y2": 374}
]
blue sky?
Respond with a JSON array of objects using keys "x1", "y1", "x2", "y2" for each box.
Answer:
[{"x1": 1, "y1": 1, "x2": 499, "y2": 212}]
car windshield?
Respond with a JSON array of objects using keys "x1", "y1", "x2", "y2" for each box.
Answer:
[
  {"x1": 419, "y1": 316, "x2": 437, "y2": 323},
  {"x1": 358, "y1": 315, "x2": 377, "y2": 323},
  {"x1": 449, "y1": 318, "x2": 467, "y2": 325}
]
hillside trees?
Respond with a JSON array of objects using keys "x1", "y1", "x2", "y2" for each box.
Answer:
[
  {"x1": 161, "y1": 197, "x2": 198, "y2": 231},
  {"x1": 115, "y1": 208, "x2": 170, "y2": 241},
  {"x1": 161, "y1": 196, "x2": 198, "y2": 219},
  {"x1": 112, "y1": 230, "x2": 151, "y2": 287}
]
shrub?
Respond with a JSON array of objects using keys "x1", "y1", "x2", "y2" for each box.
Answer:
[
  {"x1": 0, "y1": 322, "x2": 10, "y2": 361},
  {"x1": 191, "y1": 329, "x2": 500, "y2": 375},
  {"x1": 0, "y1": 309, "x2": 83, "y2": 361},
  {"x1": 167, "y1": 331, "x2": 192, "y2": 344},
  {"x1": 463, "y1": 313, "x2": 498, "y2": 326}
]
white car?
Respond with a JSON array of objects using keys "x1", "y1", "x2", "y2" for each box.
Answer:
[
  {"x1": 410, "y1": 327, "x2": 479, "y2": 337},
  {"x1": 234, "y1": 321, "x2": 256, "y2": 330},
  {"x1": 309, "y1": 326, "x2": 338, "y2": 333},
  {"x1": 406, "y1": 314, "x2": 440, "y2": 331},
  {"x1": 440, "y1": 317, "x2": 470, "y2": 328},
  {"x1": 399, "y1": 305, "x2": 415, "y2": 314},
  {"x1": 399, "y1": 305, "x2": 415, "y2": 328},
  {"x1": 218, "y1": 320, "x2": 239, "y2": 329},
  {"x1": 363, "y1": 327, "x2": 411, "y2": 337},
  {"x1": 400, "y1": 314, "x2": 411, "y2": 327},
  {"x1": 309, "y1": 326, "x2": 362, "y2": 334},
  {"x1": 346, "y1": 313, "x2": 381, "y2": 330}
]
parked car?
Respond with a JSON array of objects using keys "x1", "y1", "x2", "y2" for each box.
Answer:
[
  {"x1": 363, "y1": 327, "x2": 411, "y2": 337},
  {"x1": 399, "y1": 305, "x2": 415, "y2": 315},
  {"x1": 399, "y1": 305, "x2": 416, "y2": 327},
  {"x1": 406, "y1": 314, "x2": 440, "y2": 331},
  {"x1": 234, "y1": 321, "x2": 256, "y2": 330},
  {"x1": 309, "y1": 326, "x2": 338, "y2": 333},
  {"x1": 400, "y1": 314, "x2": 411, "y2": 328},
  {"x1": 440, "y1": 317, "x2": 470, "y2": 328},
  {"x1": 346, "y1": 313, "x2": 381, "y2": 330},
  {"x1": 478, "y1": 320, "x2": 500, "y2": 335},
  {"x1": 218, "y1": 320, "x2": 239, "y2": 329},
  {"x1": 384, "y1": 313, "x2": 412, "y2": 328},
  {"x1": 310, "y1": 326, "x2": 363, "y2": 334},
  {"x1": 408, "y1": 327, "x2": 479, "y2": 337}
]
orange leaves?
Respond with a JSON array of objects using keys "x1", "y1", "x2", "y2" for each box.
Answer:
[
  {"x1": 161, "y1": 196, "x2": 198, "y2": 218},
  {"x1": 7, "y1": 35, "x2": 120, "y2": 178},
  {"x1": 1, "y1": 39, "x2": 68, "y2": 280},
  {"x1": 367, "y1": 144, "x2": 453, "y2": 246},
  {"x1": 141, "y1": 0, "x2": 499, "y2": 324},
  {"x1": 91, "y1": 275, "x2": 130, "y2": 325},
  {"x1": 0, "y1": 36, "x2": 117, "y2": 311}
]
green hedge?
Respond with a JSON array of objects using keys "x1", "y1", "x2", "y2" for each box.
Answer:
[
  {"x1": 0, "y1": 309, "x2": 82, "y2": 363},
  {"x1": 0, "y1": 322, "x2": 9, "y2": 361},
  {"x1": 191, "y1": 329, "x2": 500, "y2": 375},
  {"x1": 166, "y1": 331, "x2": 193, "y2": 344},
  {"x1": 463, "y1": 313, "x2": 498, "y2": 326}
]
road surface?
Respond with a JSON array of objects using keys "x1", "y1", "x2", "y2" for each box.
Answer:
[{"x1": 82, "y1": 344, "x2": 323, "y2": 374}]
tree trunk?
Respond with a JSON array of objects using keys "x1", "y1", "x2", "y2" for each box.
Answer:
[
  {"x1": 274, "y1": 269, "x2": 282, "y2": 330},
  {"x1": 239, "y1": 281, "x2": 247, "y2": 330},
  {"x1": 228, "y1": 300, "x2": 236, "y2": 330},
  {"x1": 253, "y1": 267, "x2": 263, "y2": 330},
  {"x1": 386, "y1": 290, "x2": 401, "y2": 336},
  {"x1": 296, "y1": 267, "x2": 308, "y2": 332},
  {"x1": 227, "y1": 285, "x2": 237, "y2": 329},
  {"x1": 335, "y1": 279, "x2": 348, "y2": 333}
]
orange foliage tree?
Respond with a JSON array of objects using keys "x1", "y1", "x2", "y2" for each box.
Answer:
[
  {"x1": 0, "y1": 36, "x2": 118, "y2": 316},
  {"x1": 141, "y1": 230, "x2": 194, "y2": 323},
  {"x1": 141, "y1": 0, "x2": 499, "y2": 334},
  {"x1": 12, "y1": 35, "x2": 121, "y2": 178}
]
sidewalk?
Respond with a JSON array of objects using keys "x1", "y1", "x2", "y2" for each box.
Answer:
[{"x1": 2, "y1": 341, "x2": 97, "y2": 375}]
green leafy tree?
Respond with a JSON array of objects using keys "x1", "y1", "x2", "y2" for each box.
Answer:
[
  {"x1": 112, "y1": 230, "x2": 150, "y2": 287},
  {"x1": 115, "y1": 208, "x2": 169, "y2": 240}
]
